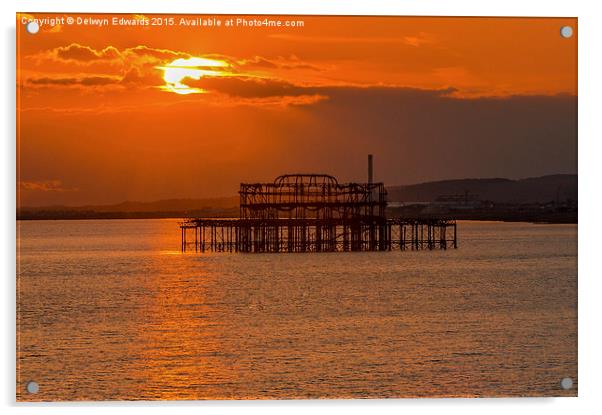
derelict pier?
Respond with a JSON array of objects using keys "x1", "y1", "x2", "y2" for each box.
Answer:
[{"x1": 180, "y1": 160, "x2": 457, "y2": 253}]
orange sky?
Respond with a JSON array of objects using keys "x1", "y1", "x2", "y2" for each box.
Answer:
[{"x1": 17, "y1": 14, "x2": 577, "y2": 206}]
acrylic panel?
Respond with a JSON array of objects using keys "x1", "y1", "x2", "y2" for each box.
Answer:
[{"x1": 16, "y1": 13, "x2": 577, "y2": 401}]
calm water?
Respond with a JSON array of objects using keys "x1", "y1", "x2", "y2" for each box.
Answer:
[{"x1": 16, "y1": 219, "x2": 577, "y2": 400}]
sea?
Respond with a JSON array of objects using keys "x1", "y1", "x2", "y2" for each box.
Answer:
[{"x1": 16, "y1": 219, "x2": 577, "y2": 400}]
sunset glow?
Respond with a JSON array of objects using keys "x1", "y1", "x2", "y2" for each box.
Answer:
[{"x1": 16, "y1": 14, "x2": 577, "y2": 207}]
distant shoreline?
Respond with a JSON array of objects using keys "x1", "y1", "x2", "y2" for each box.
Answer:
[
  {"x1": 16, "y1": 212, "x2": 577, "y2": 224},
  {"x1": 17, "y1": 173, "x2": 577, "y2": 224}
]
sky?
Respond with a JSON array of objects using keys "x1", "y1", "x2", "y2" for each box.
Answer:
[{"x1": 17, "y1": 14, "x2": 577, "y2": 207}]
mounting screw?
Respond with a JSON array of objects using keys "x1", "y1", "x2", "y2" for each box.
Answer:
[
  {"x1": 560, "y1": 26, "x2": 573, "y2": 39},
  {"x1": 25, "y1": 21, "x2": 39, "y2": 35},
  {"x1": 26, "y1": 381, "x2": 39, "y2": 394},
  {"x1": 560, "y1": 377, "x2": 573, "y2": 390}
]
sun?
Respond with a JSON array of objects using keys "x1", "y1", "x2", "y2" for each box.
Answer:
[{"x1": 158, "y1": 57, "x2": 229, "y2": 95}]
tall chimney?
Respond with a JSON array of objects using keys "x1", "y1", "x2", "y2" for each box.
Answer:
[{"x1": 368, "y1": 154, "x2": 373, "y2": 184}]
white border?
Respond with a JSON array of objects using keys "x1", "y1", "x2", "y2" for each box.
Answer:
[
  {"x1": 3, "y1": 1, "x2": 602, "y2": 414},
  {"x1": 1, "y1": 0, "x2": 586, "y2": 17}
]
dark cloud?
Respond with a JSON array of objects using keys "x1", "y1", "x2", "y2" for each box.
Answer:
[
  {"x1": 184, "y1": 75, "x2": 456, "y2": 101},
  {"x1": 79, "y1": 76, "x2": 120, "y2": 86},
  {"x1": 28, "y1": 77, "x2": 78, "y2": 86},
  {"x1": 278, "y1": 88, "x2": 577, "y2": 184},
  {"x1": 178, "y1": 81, "x2": 577, "y2": 184},
  {"x1": 185, "y1": 76, "x2": 314, "y2": 98},
  {"x1": 28, "y1": 76, "x2": 120, "y2": 86},
  {"x1": 120, "y1": 67, "x2": 163, "y2": 86}
]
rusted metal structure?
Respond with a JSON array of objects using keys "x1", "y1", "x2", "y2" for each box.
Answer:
[{"x1": 180, "y1": 172, "x2": 457, "y2": 253}]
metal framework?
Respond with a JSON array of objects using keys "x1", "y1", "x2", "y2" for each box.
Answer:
[
  {"x1": 240, "y1": 174, "x2": 386, "y2": 220},
  {"x1": 181, "y1": 174, "x2": 457, "y2": 253}
]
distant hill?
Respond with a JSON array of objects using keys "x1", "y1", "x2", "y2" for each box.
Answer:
[
  {"x1": 17, "y1": 174, "x2": 577, "y2": 220},
  {"x1": 386, "y1": 174, "x2": 577, "y2": 204}
]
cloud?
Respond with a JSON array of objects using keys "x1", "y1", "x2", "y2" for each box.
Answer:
[
  {"x1": 176, "y1": 76, "x2": 334, "y2": 106},
  {"x1": 236, "y1": 55, "x2": 325, "y2": 72},
  {"x1": 183, "y1": 75, "x2": 456, "y2": 103},
  {"x1": 28, "y1": 75, "x2": 121, "y2": 87},
  {"x1": 19, "y1": 180, "x2": 77, "y2": 192},
  {"x1": 30, "y1": 43, "x2": 190, "y2": 69},
  {"x1": 23, "y1": 43, "x2": 332, "y2": 104},
  {"x1": 120, "y1": 67, "x2": 164, "y2": 86},
  {"x1": 124, "y1": 45, "x2": 186, "y2": 60},
  {"x1": 22, "y1": 41, "x2": 569, "y2": 112},
  {"x1": 205, "y1": 93, "x2": 329, "y2": 108},
  {"x1": 289, "y1": 88, "x2": 577, "y2": 183},
  {"x1": 54, "y1": 43, "x2": 121, "y2": 62},
  {"x1": 24, "y1": 43, "x2": 202, "y2": 92},
  {"x1": 185, "y1": 76, "x2": 312, "y2": 98},
  {"x1": 28, "y1": 77, "x2": 78, "y2": 86}
]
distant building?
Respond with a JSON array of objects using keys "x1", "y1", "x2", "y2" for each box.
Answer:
[{"x1": 434, "y1": 191, "x2": 483, "y2": 210}]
